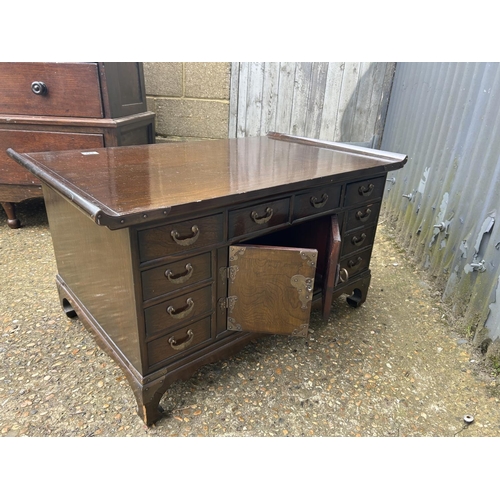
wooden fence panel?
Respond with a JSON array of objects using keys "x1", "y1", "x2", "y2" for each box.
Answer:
[{"x1": 229, "y1": 62, "x2": 396, "y2": 147}]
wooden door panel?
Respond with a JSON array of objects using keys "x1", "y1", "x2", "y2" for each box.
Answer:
[
  {"x1": 227, "y1": 244, "x2": 317, "y2": 336},
  {"x1": 322, "y1": 215, "x2": 341, "y2": 320}
]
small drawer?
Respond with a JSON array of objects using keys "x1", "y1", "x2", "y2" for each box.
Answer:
[
  {"x1": 293, "y1": 184, "x2": 342, "y2": 220},
  {"x1": 345, "y1": 202, "x2": 381, "y2": 231},
  {"x1": 341, "y1": 225, "x2": 377, "y2": 256},
  {"x1": 144, "y1": 285, "x2": 213, "y2": 338},
  {"x1": 0, "y1": 62, "x2": 103, "y2": 118},
  {"x1": 0, "y1": 129, "x2": 105, "y2": 185},
  {"x1": 229, "y1": 198, "x2": 290, "y2": 238},
  {"x1": 138, "y1": 214, "x2": 224, "y2": 263},
  {"x1": 142, "y1": 252, "x2": 212, "y2": 301},
  {"x1": 339, "y1": 248, "x2": 372, "y2": 279},
  {"x1": 344, "y1": 177, "x2": 385, "y2": 207},
  {"x1": 147, "y1": 316, "x2": 211, "y2": 367}
]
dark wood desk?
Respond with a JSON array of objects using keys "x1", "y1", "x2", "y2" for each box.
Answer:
[{"x1": 8, "y1": 133, "x2": 407, "y2": 425}]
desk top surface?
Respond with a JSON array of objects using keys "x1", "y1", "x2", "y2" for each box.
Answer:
[{"x1": 8, "y1": 133, "x2": 407, "y2": 228}]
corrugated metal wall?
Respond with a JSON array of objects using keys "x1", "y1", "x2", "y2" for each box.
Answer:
[
  {"x1": 380, "y1": 62, "x2": 500, "y2": 344},
  {"x1": 229, "y1": 62, "x2": 395, "y2": 147}
]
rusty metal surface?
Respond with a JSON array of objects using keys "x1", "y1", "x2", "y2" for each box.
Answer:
[{"x1": 380, "y1": 62, "x2": 500, "y2": 343}]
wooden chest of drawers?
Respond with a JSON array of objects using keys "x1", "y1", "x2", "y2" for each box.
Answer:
[
  {"x1": 8, "y1": 133, "x2": 407, "y2": 425},
  {"x1": 0, "y1": 62, "x2": 155, "y2": 228}
]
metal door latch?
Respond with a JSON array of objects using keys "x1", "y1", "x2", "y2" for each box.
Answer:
[{"x1": 469, "y1": 260, "x2": 486, "y2": 272}]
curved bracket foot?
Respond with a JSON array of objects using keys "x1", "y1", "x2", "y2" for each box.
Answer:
[{"x1": 346, "y1": 288, "x2": 364, "y2": 308}]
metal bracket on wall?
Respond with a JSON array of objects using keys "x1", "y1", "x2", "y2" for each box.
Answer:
[{"x1": 466, "y1": 260, "x2": 486, "y2": 273}]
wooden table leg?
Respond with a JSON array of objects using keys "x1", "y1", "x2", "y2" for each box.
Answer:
[{"x1": 1, "y1": 202, "x2": 21, "y2": 229}]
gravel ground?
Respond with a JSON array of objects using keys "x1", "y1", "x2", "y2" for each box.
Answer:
[{"x1": 1, "y1": 198, "x2": 500, "y2": 438}]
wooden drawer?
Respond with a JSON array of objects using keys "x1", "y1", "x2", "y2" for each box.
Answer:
[
  {"x1": 341, "y1": 224, "x2": 377, "y2": 256},
  {"x1": 141, "y1": 252, "x2": 212, "y2": 301},
  {"x1": 292, "y1": 184, "x2": 342, "y2": 220},
  {"x1": 344, "y1": 176, "x2": 385, "y2": 207},
  {"x1": 0, "y1": 62, "x2": 103, "y2": 118},
  {"x1": 0, "y1": 129, "x2": 104, "y2": 184},
  {"x1": 147, "y1": 316, "x2": 212, "y2": 367},
  {"x1": 229, "y1": 198, "x2": 290, "y2": 238},
  {"x1": 345, "y1": 202, "x2": 381, "y2": 232},
  {"x1": 144, "y1": 285, "x2": 213, "y2": 338},
  {"x1": 138, "y1": 214, "x2": 224, "y2": 263},
  {"x1": 339, "y1": 248, "x2": 373, "y2": 279}
]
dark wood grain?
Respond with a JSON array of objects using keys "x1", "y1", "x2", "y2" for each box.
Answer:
[
  {"x1": 147, "y1": 316, "x2": 212, "y2": 367},
  {"x1": 0, "y1": 62, "x2": 103, "y2": 118},
  {"x1": 44, "y1": 185, "x2": 144, "y2": 373},
  {"x1": 0, "y1": 129, "x2": 104, "y2": 185},
  {"x1": 8, "y1": 135, "x2": 407, "y2": 228},
  {"x1": 292, "y1": 184, "x2": 342, "y2": 221},
  {"x1": 322, "y1": 215, "x2": 342, "y2": 321},
  {"x1": 228, "y1": 197, "x2": 290, "y2": 238},
  {"x1": 11, "y1": 133, "x2": 407, "y2": 425},
  {"x1": 144, "y1": 285, "x2": 213, "y2": 338},
  {"x1": 0, "y1": 62, "x2": 154, "y2": 229},
  {"x1": 138, "y1": 214, "x2": 224, "y2": 263},
  {"x1": 228, "y1": 245, "x2": 317, "y2": 336},
  {"x1": 98, "y1": 62, "x2": 148, "y2": 118},
  {"x1": 341, "y1": 225, "x2": 377, "y2": 256},
  {"x1": 141, "y1": 251, "x2": 212, "y2": 301}
]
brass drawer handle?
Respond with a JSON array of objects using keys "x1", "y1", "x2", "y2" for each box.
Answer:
[
  {"x1": 356, "y1": 208, "x2": 372, "y2": 222},
  {"x1": 167, "y1": 298, "x2": 194, "y2": 319},
  {"x1": 339, "y1": 268, "x2": 349, "y2": 283},
  {"x1": 31, "y1": 81, "x2": 48, "y2": 95},
  {"x1": 165, "y1": 263, "x2": 194, "y2": 284},
  {"x1": 168, "y1": 329, "x2": 194, "y2": 351},
  {"x1": 352, "y1": 233, "x2": 367, "y2": 246},
  {"x1": 310, "y1": 193, "x2": 329, "y2": 208},
  {"x1": 250, "y1": 207, "x2": 273, "y2": 224},
  {"x1": 348, "y1": 257, "x2": 363, "y2": 271},
  {"x1": 171, "y1": 225, "x2": 200, "y2": 246},
  {"x1": 358, "y1": 183, "x2": 375, "y2": 196}
]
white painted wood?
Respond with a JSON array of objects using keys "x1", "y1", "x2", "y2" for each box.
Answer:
[
  {"x1": 245, "y1": 62, "x2": 265, "y2": 137},
  {"x1": 229, "y1": 62, "x2": 240, "y2": 138},
  {"x1": 236, "y1": 63, "x2": 249, "y2": 138},
  {"x1": 352, "y1": 62, "x2": 376, "y2": 142},
  {"x1": 334, "y1": 61, "x2": 361, "y2": 141},
  {"x1": 318, "y1": 63, "x2": 344, "y2": 141},
  {"x1": 231, "y1": 62, "x2": 395, "y2": 144},
  {"x1": 275, "y1": 63, "x2": 296, "y2": 134},
  {"x1": 290, "y1": 62, "x2": 313, "y2": 136},
  {"x1": 305, "y1": 62, "x2": 329, "y2": 138},
  {"x1": 260, "y1": 62, "x2": 279, "y2": 134}
]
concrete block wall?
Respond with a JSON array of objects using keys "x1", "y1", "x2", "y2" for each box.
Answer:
[{"x1": 144, "y1": 62, "x2": 231, "y2": 142}]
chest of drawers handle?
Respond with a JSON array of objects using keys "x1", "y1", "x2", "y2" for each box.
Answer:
[
  {"x1": 310, "y1": 193, "x2": 329, "y2": 208},
  {"x1": 167, "y1": 297, "x2": 195, "y2": 319},
  {"x1": 358, "y1": 183, "x2": 375, "y2": 196},
  {"x1": 339, "y1": 268, "x2": 349, "y2": 283},
  {"x1": 250, "y1": 207, "x2": 273, "y2": 224},
  {"x1": 165, "y1": 263, "x2": 194, "y2": 284},
  {"x1": 170, "y1": 225, "x2": 200, "y2": 246},
  {"x1": 352, "y1": 233, "x2": 367, "y2": 246},
  {"x1": 168, "y1": 329, "x2": 194, "y2": 350},
  {"x1": 348, "y1": 257, "x2": 363, "y2": 270},
  {"x1": 356, "y1": 208, "x2": 372, "y2": 222},
  {"x1": 31, "y1": 81, "x2": 48, "y2": 95}
]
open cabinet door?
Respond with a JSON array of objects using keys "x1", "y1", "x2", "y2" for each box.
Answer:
[
  {"x1": 322, "y1": 215, "x2": 342, "y2": 321},
  {"x1": 226, "y1": 245, "x2": 318, "y2": 337}
]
